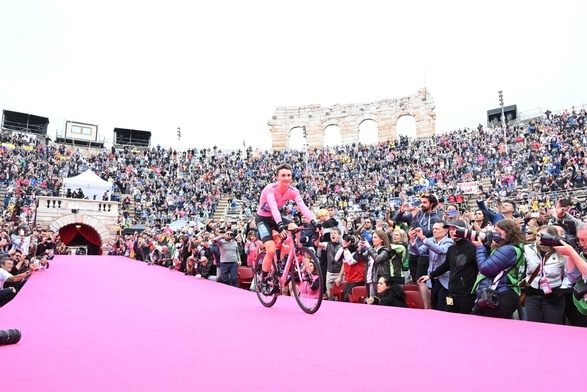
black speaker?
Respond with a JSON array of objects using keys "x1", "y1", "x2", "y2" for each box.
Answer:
[{"x1": 487, "y1": 105, "x2": 517, "y2": 125}]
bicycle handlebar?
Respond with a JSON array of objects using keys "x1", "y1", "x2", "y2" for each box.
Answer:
[{"x1": 287, "y1": 225, "x2": 318, "y2": 234}]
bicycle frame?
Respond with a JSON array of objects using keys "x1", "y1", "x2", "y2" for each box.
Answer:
[
  {"x1": 255, "y1": 225, "x2": 323, "y2": 313},
  {"x1": 276, "y1": 227, "x2": 304, "y2": 291}
]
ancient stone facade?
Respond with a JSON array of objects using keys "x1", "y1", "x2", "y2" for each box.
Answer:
[{"x1": 268, "y1": 88, "x2": 436, "y2": 150}]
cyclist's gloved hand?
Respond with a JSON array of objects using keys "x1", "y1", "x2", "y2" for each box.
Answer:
[
  {"x1": 310, "y1": 219, "x2": 322, "y2": 230},
  {"x1": 276, "y1": 221, "x2": 287, "y2": 237}
]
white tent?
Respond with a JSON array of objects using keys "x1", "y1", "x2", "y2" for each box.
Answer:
[{"x1": 63, "y1": 170, "x2": 112, "y2": 200}]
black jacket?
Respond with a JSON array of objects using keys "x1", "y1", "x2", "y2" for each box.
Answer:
[
  {"x1": 429, "y1": 237, "x2": 478, "y2": 297},
  {"x1": 373, "y1": 285, "x2": 408, "y2": 308}
]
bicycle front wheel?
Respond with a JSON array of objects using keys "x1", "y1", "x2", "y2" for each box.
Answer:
[
  {"x1": 254, "y1": 252, "x2": 278, "y2": 308},
  {"x1": 290, "y1": 247, "x2": 323, "y2": 314}
]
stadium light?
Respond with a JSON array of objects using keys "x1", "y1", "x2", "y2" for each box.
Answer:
[{"x1": 498, "y1": 91, "x2": 507, "y2": 153}]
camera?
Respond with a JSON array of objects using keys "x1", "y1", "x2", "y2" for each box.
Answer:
[
  {"x1": 453, "y1": 228, "x2": 487, "y2": 242},
  {"x1": 477, "y1": 288, "x2": 499, "y2": 308},
  {"x1": 342, "y1": 234, "x2": 355, "y2": 245},
  {"x1": 538, "y1": 232, "x2": 578, "y2": 249},
  {"x1": 453, "y1": 229, "x2": 503, "y2": 245},
  {"x1": 538, "y1": 233, "x2": 564, "y2": 247}
]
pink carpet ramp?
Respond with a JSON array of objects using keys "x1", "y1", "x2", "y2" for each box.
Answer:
[{"x1": 0, "y1": 255, "x2": 583, "y2": 391}]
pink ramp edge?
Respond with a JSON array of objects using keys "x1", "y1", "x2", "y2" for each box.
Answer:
[{"x1": 0, "y1": 255, "x2": 583, "y2": 392}]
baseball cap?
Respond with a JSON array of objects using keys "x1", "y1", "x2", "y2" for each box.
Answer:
[{"x1": 443, "y1": 220, "x2": 467, "y2": 230}]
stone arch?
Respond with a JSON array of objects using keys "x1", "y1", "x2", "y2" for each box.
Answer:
[
  {"x1": 288, "y1": 125, "x2": 306, "y2": 150},
  {"x1": 323, "y1": 124, "x2": 342, "y2": 146},
  {"x1": 268, "y1": 88, "x2": 435, "y2": 150},
  {"x1": 395, "y1": 114, "x2": 417, "y2": 139},
  {"x1": 49, "y1": 214, "x2": 114, "y2": 253},
  {"x1": 358, "y1": 118, "x2": 379, "y2": 144}
]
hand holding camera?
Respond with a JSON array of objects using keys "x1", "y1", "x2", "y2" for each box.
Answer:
[{"x1": 341, "y1": 233, "x2": 355, "y2": 247}]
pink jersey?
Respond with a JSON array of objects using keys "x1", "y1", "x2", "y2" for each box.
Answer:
[{"x1": 256, "y1": 183, "x2": 314, "y2": 223}]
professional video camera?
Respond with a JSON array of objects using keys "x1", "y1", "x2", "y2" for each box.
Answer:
[
  {"x1": 538, "y1": 233, "x2": 578, "y2": 250},
  {"x1": 453, "y1": 228, "x2": 503, "y2": 244}
]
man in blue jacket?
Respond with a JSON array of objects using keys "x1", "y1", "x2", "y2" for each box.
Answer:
[{"x1": 476, "y1": 193, "x2": 516, "y2": 225}]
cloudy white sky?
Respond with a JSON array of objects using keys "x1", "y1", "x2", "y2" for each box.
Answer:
[{"x1": 1, "y1": 0, "x2": 585, "y2": 150}]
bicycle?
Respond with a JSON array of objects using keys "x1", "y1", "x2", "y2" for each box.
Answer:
[{"x1": 254, "y1": 226, "x2": 323, "y2": 314}]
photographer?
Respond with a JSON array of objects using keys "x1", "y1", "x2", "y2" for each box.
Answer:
[
  {"x1": 522, "y1": 225, "x2": 567, "y2": 324},
  {"x1": 334, "y1": 233, "x2": 365, "y2": 302},
  {"x1": 553, "y1": 223, "x2": 587, "y2": 326},
  {"x1": 470, "y1": 220, "x2": 526, "y2": 319},
  {"x1": 418, "y1": 220, "x2": 478, "y2": 314},
  {"x1": 551, "y1": 198, "x2": 582, "y2": 229},
  {"x1": 213, "y1": 229, "x2": 240, "y2": 287}
]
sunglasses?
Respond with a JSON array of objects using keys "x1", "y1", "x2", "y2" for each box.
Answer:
[{"x1": 525, "y1": 231, "x2": 534, "y2": 235}]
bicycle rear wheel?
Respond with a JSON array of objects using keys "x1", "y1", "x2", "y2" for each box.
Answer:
[
  {"x1": 290, "y1": 247, "x2": 323, "y2": 314},
  {"x1": 254, "y1": 252, "x2": 278, "y2": 308}
]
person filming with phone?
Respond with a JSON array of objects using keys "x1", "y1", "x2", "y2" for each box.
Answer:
[{"x1": 393, "y1": 193, "x2": 441, "y2": 286}]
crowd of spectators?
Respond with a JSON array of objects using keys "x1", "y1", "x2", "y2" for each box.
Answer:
[
  {"x1": 2, "y1": 106, "x2": 586, "y2": 229},
  {"x1": 1, "y1": 105, "x2": 587, "y2": 324},
  {"x1": 0, "y1": 218, "x2": 60, "y2": 308}
]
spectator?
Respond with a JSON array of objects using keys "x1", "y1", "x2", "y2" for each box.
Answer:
[
  {"x1": 196, "y1": 235, "x2": 218, "y2": 281},
  {"x1": 476, "y1": 194, "x2": 517, "y2": 225},
  {"x1": 360, "y1": 229, "x2": 393, "y2": 297},
  {"x1": 244, "y1": 230, "x2": 263, "y2": 269},
  {"x1": 366, "y1": 275, "x2": 407, "y2": 307},
  {"x1": 0, "y1": 258, "x2": 32, "y2": 308},
  {"x1": 468, "y1": 209, "x2": 493, "y2": 233},
  {"x1": 389, "y1": 229, "x2": 409, "y2": 285},
  {"x1": 314, "y1": 227, "x2": 343, "y2": 300},
  {"x1": 394, "y1": 193, "x2": 441, "y2": 289},
  {"x1": 411, "y1": 220, "x2": 455, "y2": 310}
]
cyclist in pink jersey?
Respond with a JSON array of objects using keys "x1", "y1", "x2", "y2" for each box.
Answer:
[{"x1": 256, "y1": 163, "x2": 318, "y2": 294}]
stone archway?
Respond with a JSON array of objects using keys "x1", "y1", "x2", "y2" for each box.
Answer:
[
  {"x1": 49, "y1": 214, "x2": 114, "y2": 254},
  {"x1": 268, "y1": 88, "x2": 436, "y2": 150}
]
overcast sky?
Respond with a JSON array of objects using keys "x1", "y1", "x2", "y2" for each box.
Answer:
[{"x1": 1, "y1": 0, "x2": 585, "y2": 150}]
